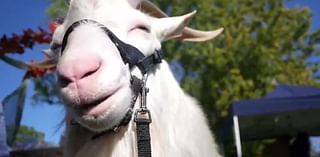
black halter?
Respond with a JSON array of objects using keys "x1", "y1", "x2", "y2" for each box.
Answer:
[
  {"x1": 61, "y1": 19, "x2": 163, "y2": 74},
  {"x1": 62, "y1": 19, "x2": 159, "y2": 157}
]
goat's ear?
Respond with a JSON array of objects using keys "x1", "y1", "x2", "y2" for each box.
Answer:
[
  {"x1": 127, "y1": 0, "x2": 142, "y2": 8},
  {"x1": 153, "y1": 11, "x2": 197, "y2": 42},
  {"x1": 142, "y1": 1, "x2": 223, "y2": 42}
]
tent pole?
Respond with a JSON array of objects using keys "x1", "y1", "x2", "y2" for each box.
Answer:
[{"x1": 233, "y1": 115, "x2": 242, "y2": 157}]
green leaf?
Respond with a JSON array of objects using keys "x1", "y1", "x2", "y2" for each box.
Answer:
[{"x1": 0, "y1": 55, "x2": 29, "y2": 70}]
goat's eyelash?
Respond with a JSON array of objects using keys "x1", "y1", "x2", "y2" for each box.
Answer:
[
  {"x1": 136, "y1": 25, "x2": 150, "y2": 33},
  {"x1": 137, "y1": 26, "x2": 150, "y2": 33}
]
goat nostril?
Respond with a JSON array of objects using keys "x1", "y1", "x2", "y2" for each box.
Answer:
[
  {"x1": 82, "y1": 70, "x2": 97, "y2": 79},
  {"x1": 58, "y1": 75, "x2": 73, "y2": 87}
]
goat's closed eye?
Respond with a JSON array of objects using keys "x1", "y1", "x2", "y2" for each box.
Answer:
[
  {"x1": 130, "y1": 25, "x2": 150, "y2": 34},
  {"x1": 136, "y1": 25, "x2": 150, "y2": 33},
  {"x1": 50, "y1": 43, "x2": 62, "y2": 55}
]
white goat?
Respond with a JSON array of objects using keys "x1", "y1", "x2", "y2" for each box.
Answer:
[{"x1": 50, "y1": 0, "x2": 223, "y2": 156}]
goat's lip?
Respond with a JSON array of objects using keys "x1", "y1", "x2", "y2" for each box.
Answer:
[
  {"x1": 75, "y1": 88, "x2": 119, "y2": 117},
  {"x1": 76, "y1": 95, "x2": 111, "y2": 111}
]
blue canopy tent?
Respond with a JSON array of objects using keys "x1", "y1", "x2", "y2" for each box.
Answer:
[{"x1": 231, "y1": 85, "x2": 320, "y2": 157}]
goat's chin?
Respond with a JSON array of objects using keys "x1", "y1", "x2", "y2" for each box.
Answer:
[{"x1": 69, "y1": 86, "x2": 133, "y2": 132}]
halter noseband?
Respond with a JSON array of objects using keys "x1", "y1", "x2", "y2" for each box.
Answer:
[{"x1": 62, "y1": 19, "x2": 159, "y2": 157}]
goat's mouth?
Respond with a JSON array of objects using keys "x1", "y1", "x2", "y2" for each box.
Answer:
[{"x1": 74, "y1": 89, "x2": 120, "y2": 118}]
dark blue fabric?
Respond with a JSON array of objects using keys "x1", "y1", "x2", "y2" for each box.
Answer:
[
  {"x1": 232, "y1": 85, "x2": 320, "y2": 116},
  {"x1": 263, "y1": 84, "x2": 320, "y2": 99}
]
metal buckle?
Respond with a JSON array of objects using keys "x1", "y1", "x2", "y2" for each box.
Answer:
[
  {"x1": 134, "y1": 109, "x2": 152, "y2": 123},
  {"x1": 153, "y1": 49, "x2": 163, "y2": 63},
  {"x1": 134, "y1": 75, "x2": 152, "y2": 123}
]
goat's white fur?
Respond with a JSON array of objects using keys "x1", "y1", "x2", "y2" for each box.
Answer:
[{"x1": 51, "y1": 0, "x2": 222, "y2": 156}]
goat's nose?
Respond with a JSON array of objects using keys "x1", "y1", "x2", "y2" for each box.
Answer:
[{"x1": 57, "y1": 55, "x2": 101, "y2": 87}]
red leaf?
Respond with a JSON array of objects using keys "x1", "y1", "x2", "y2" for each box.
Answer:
[
  {"x1": 0, "y1": 26, "x2": 52, "y2": 55},
  {"x1": 49, "y1": 21, "x2": 59, "y2": 33}
]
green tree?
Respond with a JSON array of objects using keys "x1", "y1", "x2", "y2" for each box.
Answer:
[
  {"x1": 46, "y1": 0, "x2": 320, "y2": 155},
  {"x1": 46, "y1": 0, "x2": 68, "y2": 19},
  {"x1": 156, "y1": 0, "x2": 320, "y2": 155},
  {"x1": 13, "y1": 125, "x2": 52, "y2": 149}
]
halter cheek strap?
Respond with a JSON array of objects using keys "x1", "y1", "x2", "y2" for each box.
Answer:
[{"x1": 62, "y1": 19, "x2": 160, "y2": 157}]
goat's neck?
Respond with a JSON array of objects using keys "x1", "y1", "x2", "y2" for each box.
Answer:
[
  {"x1": 146, "y1": 60, "x2": 183, "y2": 109},
  {"x1": 143, "y1": 60, "x2": 185, "y2": 130}
]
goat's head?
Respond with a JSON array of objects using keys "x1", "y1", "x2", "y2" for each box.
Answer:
[{"x1": 50, "y1": 0, "x2": 222, "y2": 132}]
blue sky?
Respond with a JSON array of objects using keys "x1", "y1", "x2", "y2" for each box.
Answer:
[
  {"x1": 0, "y1": 0, "x2": 319, "y2": 146},
  {"x1": 286, "y1": 0, "x2": 320, "y2": 31},
  {"x1": 0, "y1": 0, "x2": 64, "y2": 145}
]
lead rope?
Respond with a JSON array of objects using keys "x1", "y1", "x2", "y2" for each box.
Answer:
[{"x1": 134, "y1": 75, "x2": 152, "y2": 157}]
